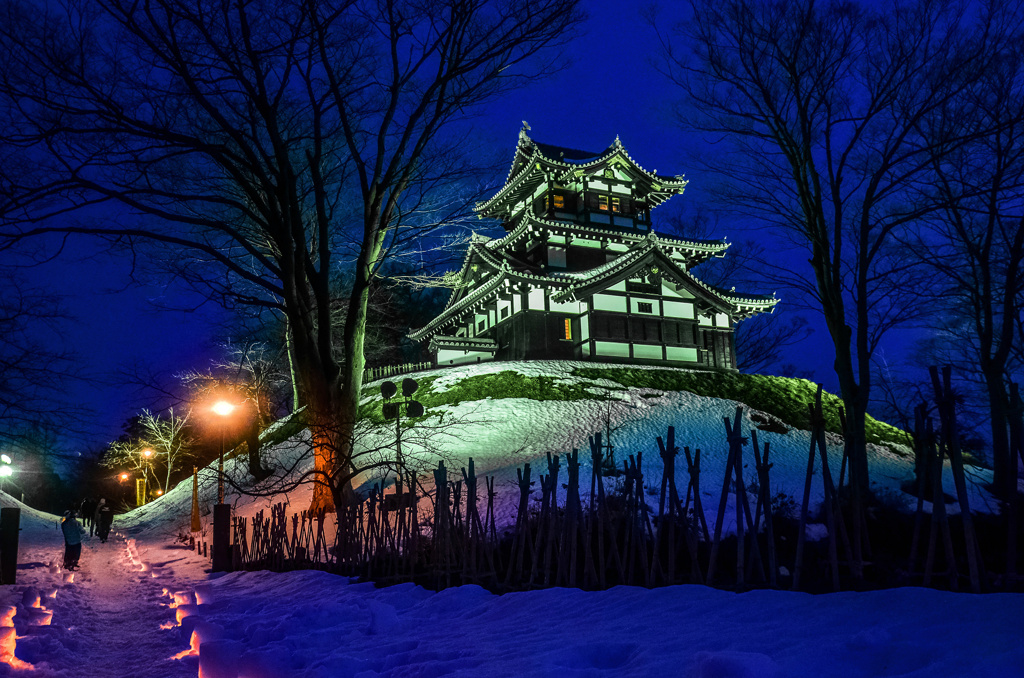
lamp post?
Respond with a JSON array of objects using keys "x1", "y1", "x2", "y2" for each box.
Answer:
[
  {"x1": 380, "y1": 378, "x2": 423, "y2": 491},
  {"x1": 211, "y1": 401, "x2": 235, "y2": 503},
  {"x1": 141, "y1": 448, "x2": 154, "y2": 505},
  {"x1": 211, "y1": 399, "x2": 236, "y2": 572}
]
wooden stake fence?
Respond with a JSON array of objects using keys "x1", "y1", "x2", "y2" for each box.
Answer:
[{"x1": 224, "y1": 383, "x2": 1011, "y2": 594}]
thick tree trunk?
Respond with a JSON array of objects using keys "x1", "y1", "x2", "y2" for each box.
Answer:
[
  {"x1": 244, "y1": 425, "x2": 271, "y2": 482},
  {"x1": 983, "y1": 369, "x2": 1013, "y2": 498},
  {"x1": 832, "y1": 339, "x2": 870, "y2": 496},
  {"x1": 813, "y1": 244, "x2": 871, "y2": 497},
  {"x1": 301, "y1": 260, "x2": 375, "y2": 515}
]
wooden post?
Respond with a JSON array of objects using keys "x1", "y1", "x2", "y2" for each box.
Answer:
[
  {"x1": 558, "y1": 450, "x2": 584, "y2": 587},
  {"x1": 0, "y1": 508, "x2": 19, "y2": 584},
  {"x1": 930, "y1": 366, "x2": 983, "y2": 593},
  {"x1": 708, "y1": 408, "x2": 749, "y2": 587},
  {"x1": 655, "y1": 428, "x2": 676, "y2": 585},
  {"x1": 923, "y1": 430, "x2": 958, "y2": 590},
  {"x1": 752, "y1": 430, "x2": 776, "y2": 587},
  {"x1": 793, "y1": 399, "x2": 818, "y2": 591},
  {"x1": 461, "y1": 459, "x2": 480, "y2": 584},
  {"x1": 505, "y1": 464, "x2": 532, "y2": 587},
  {"x1": 907, "y1": 405, "x2": 932, "y2": 577},
  {"x1": 1008, "y1": 383, "x2": 1023, "y2": 577}
]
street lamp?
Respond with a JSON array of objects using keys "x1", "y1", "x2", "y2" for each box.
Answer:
[
  {"x1": 140, "y1": 449, "x2": 154, "y2": 505},
  {"x1": 0, "y1": 456, "x2": 12, "y2": 495},
  {"x1": 211, "y1": 401, "x2": 236, "y2": 504},
  {"x1": 211, "y1": 399, "x2": 236, "y2": 573}
]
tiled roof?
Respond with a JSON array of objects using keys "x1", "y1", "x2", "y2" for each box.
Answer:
[{"x1": 428, "y1": 335, "x2": 499, "y2": 352}]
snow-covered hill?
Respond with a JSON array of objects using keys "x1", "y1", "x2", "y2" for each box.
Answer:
[{"x1": 119, "y1": 360, "x2": 997, "y2": 543}]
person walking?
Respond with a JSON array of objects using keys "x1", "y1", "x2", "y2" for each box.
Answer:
[
  {"x1": 81, "y1": 496, "x2": 98, "y2": 535},
  {"x1": 61, "y1": 510, "x2": 84, "y2": 570},
  {"x1": 95, "y1": 498, "x2": 114, "y2": 543}
]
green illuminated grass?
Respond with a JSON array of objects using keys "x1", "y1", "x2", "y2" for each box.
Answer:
[
  {"x1": 572, "y1": 367, "x2": 909, "y2": 449},
  {"x1": 359, "y1": 371, "x2": 615, "y2": 424},
  {"x1": 357, "y1": 365, "x2": 909, "y2": 455}
]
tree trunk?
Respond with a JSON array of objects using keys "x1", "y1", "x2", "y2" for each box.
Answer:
[
  {"x1": 983, "y1": 368, "x2": 1013, "y2": 498},
  {"x1": 245, "y1": 426, "x2": 271, "y2": 483}
]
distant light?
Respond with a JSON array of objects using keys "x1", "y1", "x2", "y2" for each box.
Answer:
[
  {"x1": 142, "y1": 449, "x2": 154, "y2": 458},
  {"x1": 0, "y1": 467, "x2": 11, "y2": 478},
  {"x1": 1, "y1": 455, "x2": 10, "y2": 464},
  {"x1": 120, "y1": 473, "x2": 129, "y2": 481},
  {"x1": 212, "y1": 401, "x2": 236, "y2": 417},
  {"x1": 156, "y1": 490, "x2": 163, "y2": 496}
]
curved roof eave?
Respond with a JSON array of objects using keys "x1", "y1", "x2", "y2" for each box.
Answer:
[
  {"x1": 409, "y1": 264, "x2": 570, "y2": 342},
  {"x1": 479, "y1": 130, "x2": 689, "y2": 216},
  {"x1": 551, "y1": 239, "x2": 752, "y2": 315},
  {"x1": 485, "y1": 213, "x2": 728, "y2": 257}
]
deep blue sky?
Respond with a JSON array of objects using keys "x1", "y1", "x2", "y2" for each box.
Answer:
[{"x1": 23, "y1": 0, "x2": 840, "y2": 459}]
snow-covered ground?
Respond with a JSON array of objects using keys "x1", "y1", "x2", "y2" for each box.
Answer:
[
  {"x1": 3, "y1": 491, "x2": 1023, "y2": 677},
  {"x1": 2, "y1": 361, "x2": 1020, "y2": 677}
]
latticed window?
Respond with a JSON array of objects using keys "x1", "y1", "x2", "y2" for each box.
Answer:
[{"x1": 563, "y1": 318, "x2": 572, "y2": 340}]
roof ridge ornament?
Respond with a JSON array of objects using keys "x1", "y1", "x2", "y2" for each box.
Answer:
[
  {"x1": 519, "y1": 121, "x2": 532, "y2": 145},
  {"x1": 613, "y1": 135, "x2": 623, "y2": 149}
]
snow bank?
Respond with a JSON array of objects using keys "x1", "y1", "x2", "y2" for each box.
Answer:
[{"x1": 166, "y1": 571, "x2": 1024, "y2": 678}]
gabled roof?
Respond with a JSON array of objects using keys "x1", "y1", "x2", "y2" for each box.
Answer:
[
  {"x1": 551, "y1": 234, "x2": 777, "y2": 320},
  {"x1": 476, "y1": 125, "x2": 689, "y2": 220},
  {"x1": 409, "y1": 232, "x2": 777, "y2": 343},
  {"x1": 408, "y1": 242, "x2": 570, "y2": 341}
]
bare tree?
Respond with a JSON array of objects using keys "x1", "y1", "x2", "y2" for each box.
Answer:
[
  {"x1": 101, "y1": 440, "x2": 151, "y2": 489},
  {"x1": 0, "y1": 0, "x2": 585, "y2": 516},
  {"x1": 138, "y1": 408, "x2": 195, "y2": 493},
  {"x1": 0, "y1": 268, "x2": 82, "y2": 450},
  {"x1": 180, "y1": 341, "x2": 291, "y2": 481},
  {"x1": 650, "y1": 0, "x2": 1003, "y2": 500},
  {"x1": 907, "y1": 32, "x2": 1024, "y2": 494},
  {"x1": 661, "y1": 208, "x2": 814, "y2": 375}
]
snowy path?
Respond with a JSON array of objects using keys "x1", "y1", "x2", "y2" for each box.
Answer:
[{"x1": 1, "y1": 523, "x2": 199, "y2": 677}]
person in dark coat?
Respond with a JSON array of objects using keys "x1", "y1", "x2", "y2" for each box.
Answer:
[
  {"x1": 61, "y1": 510, "x2": 84, "y2": 570},
  {"x1": 80, "y1": 496, "x2": 98, "y2": 534},
  {"x1": 95, "y1": 498, "x2": 114, "y2": 543}
]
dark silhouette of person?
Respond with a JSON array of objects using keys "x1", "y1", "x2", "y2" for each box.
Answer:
[
  {"x1": 61, "y1": 510, "x2": 84, "y2": 570},
  {"x1": 81, "y1": 496, "x2": 98, "y2": 534},
  {"x1": 95, "y1": 498, "x2": 114, "y2": 543}
]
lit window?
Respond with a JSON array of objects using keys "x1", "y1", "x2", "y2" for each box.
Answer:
[
  {"x1": 545, "y1": 194, "x2": 566, "y2": 210},
  {"x1": 563, "y1": 318, "x2": 572, "y2": 340},
  {"x1": 611, "y1": 197, "x2": 621, "y2": 213},
  {"x1": 598, "y1": 195, "x2": 609, "y2": 211}
]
